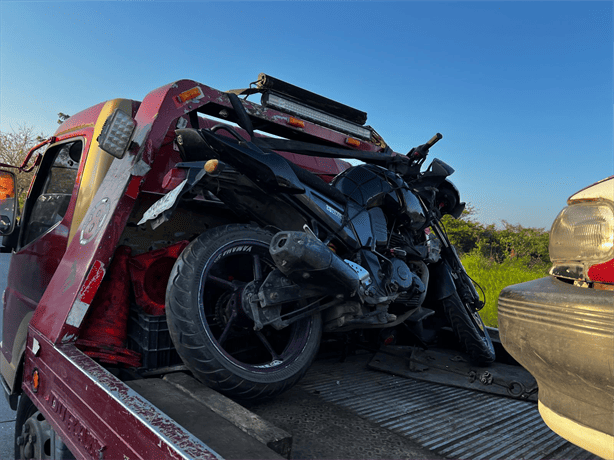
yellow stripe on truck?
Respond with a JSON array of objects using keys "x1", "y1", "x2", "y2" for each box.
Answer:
[{"x1": 68, "y1": 99, "x2": 133, "y2": 246}]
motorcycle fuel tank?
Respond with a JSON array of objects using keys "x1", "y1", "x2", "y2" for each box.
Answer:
[
  {"x1": 333, "y1": 164, "x2": 395, "y2": 207},
  {"x1": 333, "y1": 164, "x2": 426, "y2": 237}
]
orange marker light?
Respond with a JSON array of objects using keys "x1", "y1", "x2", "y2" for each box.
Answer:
[
  {"x1": 288, "y1": 117, "x2": 305, "y2": 128},
  {"x1": 345, "y1": 137, "x2": 361, "y2": 147},
  {"x1": 32, "y1": 369, "x2": 40, "y2": 393},
  {"x1": 177, "y1": 87, "x2": 204, "y2": 103},
  {"x1": 0, "y1": 172, "x2": 15, "y2": 199},
  {"x1": 205, "y1": 159, "x2": 219, "y2": 173}
]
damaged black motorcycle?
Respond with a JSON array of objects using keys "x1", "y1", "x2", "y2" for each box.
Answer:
[{"x1": 151, "y1": 89, "x2": 494, "y2": 401}]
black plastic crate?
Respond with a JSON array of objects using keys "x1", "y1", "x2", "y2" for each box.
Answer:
[{"x1": 126, "y1": 305, "x2": 183, "y2": 370}]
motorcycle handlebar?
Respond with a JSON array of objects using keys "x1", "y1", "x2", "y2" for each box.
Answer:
[
  {"x1": 425, "y1": 132, "x2": 443, "y2": 149},
  {"x1": 407, "y1": 132, "x2": 442, "y2": 161}
]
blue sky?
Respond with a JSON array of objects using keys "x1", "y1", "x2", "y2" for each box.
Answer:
[{"x1": 1, "y1": 1, "x2": 612, "y2": 230}]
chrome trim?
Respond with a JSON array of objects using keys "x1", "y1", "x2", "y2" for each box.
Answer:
[{"x1": 56, "y1": 344, "x2": 222, "y2": 460}]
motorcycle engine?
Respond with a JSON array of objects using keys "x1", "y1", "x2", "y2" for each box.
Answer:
[{"x1": 388, "y1": 258, "x2": 415, "y2": 292}]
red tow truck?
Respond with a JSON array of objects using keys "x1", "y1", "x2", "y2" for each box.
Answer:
[
  {"x1": 0, "y1": 75, "x2": 390, "y2": 459},
  {"x1": 0, "y1": 75, "x2": 600, "y2": 460}
]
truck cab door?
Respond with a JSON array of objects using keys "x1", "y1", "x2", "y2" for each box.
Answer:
[{"x1": 1, "y1": 139, "x2": 83, "y2": 392}]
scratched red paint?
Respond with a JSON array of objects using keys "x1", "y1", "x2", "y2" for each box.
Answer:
[{"x1": 77, "y1": 261, "x2": 105, "y2": 306}]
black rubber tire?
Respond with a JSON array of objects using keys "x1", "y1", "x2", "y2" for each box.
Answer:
[
  {"x1": 166, "y1": 224, "x2": 322, "y2": 401},
  {"x1": 442, "y1": 291, "x2": 495, "y2": 365},
  {"x1": 14, "y1": 395, "x2": 36, "y2": 460}
]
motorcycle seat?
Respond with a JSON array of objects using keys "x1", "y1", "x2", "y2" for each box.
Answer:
[{"x1": 176, "y1": 128, "x2": 348, "y2": 206}]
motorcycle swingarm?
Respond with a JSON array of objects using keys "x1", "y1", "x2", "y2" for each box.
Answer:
[{"x1": 249, "y1": 269, "x2": 343, "y2": 331}]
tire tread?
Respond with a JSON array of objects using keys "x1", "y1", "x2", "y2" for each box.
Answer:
[
  {"x1": 166, "y1": 224, "x2": 321, "y2": 400},
  {"x1": 442, "y1": 292, "x2": 495, "y2": 365}
]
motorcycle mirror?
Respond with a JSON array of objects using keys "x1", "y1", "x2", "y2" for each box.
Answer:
[
  {"x1": 227, "y1": 93, "x2": 255, "y2": 140},
  {"x1": 425, "y1": 158, "x2": 455, "y2": 177}
]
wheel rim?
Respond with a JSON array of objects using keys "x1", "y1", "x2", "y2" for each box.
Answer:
[
  {"x1": 465, "y1": 304, "x2": 493, "y2": 351},
  {"x1": 198, "y1": 239, "x2": 314, "y2": 373},
  {"x1": 19, "y1": 412, "x2": 53, "y2": 460},
  {"x1": 472, "y1": 311, "x2": 486, "y2": 332}
]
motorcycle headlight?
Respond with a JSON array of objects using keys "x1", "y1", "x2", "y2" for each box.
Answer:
[{"x1": 550, "y1": 202, "x2": 614, "y2": 263}]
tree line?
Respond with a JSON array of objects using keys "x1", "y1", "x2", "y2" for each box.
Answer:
[
  {"x1": 0, "y1": 125, "x2": 45, "y2": 205},
  {"x1": 1, "y1": 115, "x2": 69, "y2": 205},
  {"x1": 441, "y1": 206, "x2": 550, "y2": 267}
]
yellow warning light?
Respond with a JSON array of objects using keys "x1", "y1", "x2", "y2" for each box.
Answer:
[
  {"x1": 177, "y1": 87, "x2": 204, "y2": 103},
  {"x1": 204, "y1": 159, "x2": 219, "y2": 173},
  {"x1": 345, "y1": 137, "x2": 361, "y2": 147},
  {"x1": 287, "y1": 117, "x2": 305, "y2": 128}
]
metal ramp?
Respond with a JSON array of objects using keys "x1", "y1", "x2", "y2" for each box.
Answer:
[{"x1": 297, "y1": 353, "x2": 601, "y2": 460}]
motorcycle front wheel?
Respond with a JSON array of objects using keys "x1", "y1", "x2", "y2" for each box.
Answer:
[
  {"x1": 166, "y1": 224, "x2": 322, "y2": 401},
  {"x1": 442, "y1": 291, "x2": 495, "y2": 365}
]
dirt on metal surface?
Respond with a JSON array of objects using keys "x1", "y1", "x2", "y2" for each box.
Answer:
[
  {"x1": 285, "y1": 352, "x2": 600, "y2": 460},
  {"x1": 244, "y1": 383, "x2": 444, "y2": 460}
]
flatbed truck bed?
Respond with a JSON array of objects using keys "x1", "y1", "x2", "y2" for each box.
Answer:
[{"x1": 122, "y1": 350, "x2": 601, "y2": 460}]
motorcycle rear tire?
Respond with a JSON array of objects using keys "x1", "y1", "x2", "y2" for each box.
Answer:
[
  {"x1": 166, "y1": 224, "x2": 322, "y2": 401},
  {"x1": 442, "y1": 291, "x2": 495, "y2": 365}
]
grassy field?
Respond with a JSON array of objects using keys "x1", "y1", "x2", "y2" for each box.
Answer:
[{"x1": 461, "y1": 252, "x2": 550, "y2": 328}]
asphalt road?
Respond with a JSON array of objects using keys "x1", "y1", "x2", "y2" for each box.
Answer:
[{"x1": 0, "y1": 252, "x2": 16, "y2": 459}]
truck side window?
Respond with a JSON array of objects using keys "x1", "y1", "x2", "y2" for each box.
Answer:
[{"x1": 22, "y1": 141, "x2": 82, "y2": 246}]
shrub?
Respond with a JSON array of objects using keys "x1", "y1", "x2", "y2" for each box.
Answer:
[
  {"x1": 441, "y1": 206, "x2": 550, "y2": 266},
  {"x1": 439, "y1": 205, "x2": 551, "y2": 327},
  {"x1": 461, "y1": 251, "x2": 549, "y2": 327}
]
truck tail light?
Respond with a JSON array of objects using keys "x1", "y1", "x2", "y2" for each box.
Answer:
[
  {"x1": 588, "y1": 259, "x2": 614, "y2": 285},
  {"x1": 75, "y1": 247, "x2": 143, "y2": 368},
  {"x1": 98, "y1": 109, "x2": 136, "y2": 159}
]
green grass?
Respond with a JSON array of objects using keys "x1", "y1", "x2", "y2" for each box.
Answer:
[{"x1": 461, "y1": 252, "x2": 550, "y2": 328}]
